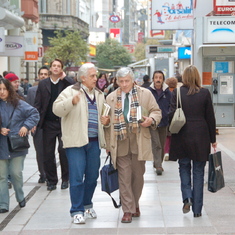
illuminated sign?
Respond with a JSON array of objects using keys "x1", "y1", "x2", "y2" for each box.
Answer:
[{"x1": 178, "y1": 47, "x2": 191, "y2": 59}]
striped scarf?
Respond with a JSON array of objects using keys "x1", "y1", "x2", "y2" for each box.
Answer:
[{"x1": 114, "y1": 85, "x2": 139, "y2": 140}]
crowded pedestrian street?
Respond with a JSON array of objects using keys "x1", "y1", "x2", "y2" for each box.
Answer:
[{"x1": 0, "y1": 127, "x2": 235, "y2": 235}]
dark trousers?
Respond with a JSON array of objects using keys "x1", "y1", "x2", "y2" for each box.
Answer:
[
  {"x1": 42, "y1": 120, "x2": 69, "y2": 185},
  {"x1": 32, "y1": 128, "x2": 45, "y2": 178},
  {"x1": 178, "y1": 158, "x2": 206, "y2": 214}
]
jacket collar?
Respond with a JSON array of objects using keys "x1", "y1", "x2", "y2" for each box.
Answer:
[
  {"x1": 150, "y1": 82, "x2": 169, "y2": 91},
  {"x1": 72, "y1": 82, "x2": 103, "y2": 94}
]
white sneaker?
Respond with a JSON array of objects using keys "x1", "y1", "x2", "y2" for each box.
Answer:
[
  {"x1": 73, "y1": 214, "x2": 86, "y2": 224},
  {"x1": 85, "y1": 208, "x2": 97, "y2": 219},
  {"x1": 164, "y1": 153, "x2": 169, "y2": 161}
]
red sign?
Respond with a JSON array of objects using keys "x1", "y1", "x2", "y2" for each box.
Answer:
[
  {"x1": 110, "y1": 28, "x2": 121, "y2": 39},
  {"x1": 123, "y1": 45, "x2": 135, "y2": 54},
  {"x1": 38, "y1": 47, "x2": 43, "y2": 57},
  {"x1": 25, "y1": 51, "x2": 38, "y2": 61},
  {"x1": 109, "y1": 15, "x2": 121, "y2": 23},
  {"x1": 214, "y1": 0, "x2": 235, "y2": 15},
  {"x1": 138, "y1": 32, "x2": 144, "y2": 43}
]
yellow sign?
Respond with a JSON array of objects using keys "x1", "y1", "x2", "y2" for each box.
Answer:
[{"x1": 89, "y1": 44, "x2": 96, "y2": 57}]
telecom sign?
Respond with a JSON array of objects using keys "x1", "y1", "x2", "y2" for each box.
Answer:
[
  {"x1": 178, "y1": 47, "x2": 191, "y2": 59},
  {"x1": 109, "y1": 15, "x2": 120, "y2": 23}
]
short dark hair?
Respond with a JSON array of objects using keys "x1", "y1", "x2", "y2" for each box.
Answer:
[
  {"x1": 152, "y1": 70, "x2": 165, "y2": 81},
  {"x1": 143, "y1": 75, "x2": 149, "y2": 82},
  {"x1": 50, "y1": 59, "x2": 64, "y2": 69},
  {"x1": 38, "y1": 66, "x2": 49, "y2": 75}
]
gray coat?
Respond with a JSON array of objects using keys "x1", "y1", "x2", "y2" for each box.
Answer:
[{"x1": 169, "y1": 86, "x2": 216, "y2": 162}]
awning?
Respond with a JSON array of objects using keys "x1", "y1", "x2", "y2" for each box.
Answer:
[
  {"x1": 0, "y1": 7, "x2": 24, "y2": 29},
  {"x1": 198, "y1": 44, "x2": 235, "y2": 51}
]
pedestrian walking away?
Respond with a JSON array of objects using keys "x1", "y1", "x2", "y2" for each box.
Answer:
[{"x1": 169, "y1": 65, "x2": 217, "y2": 218}]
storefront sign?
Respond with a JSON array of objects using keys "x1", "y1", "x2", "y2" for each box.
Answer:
[
  {"x1": 24, "y1": 32, "x2": 38, "y2": 61},
  {"x1": 0, "y1": 27, "x2": 5, "y2": 52},
  {"x1": 0, "y1": 36, "x2": 24, "y2": 56},
  {"x1": 178, "y1": 47, "x2": 191, "y2": 59},
  {"x1": 109, "y1": 15, "x2": 120, "y2": 23},
  {"x1": 204, "y1": 16, "x2": 235, "y2": 43},
  {"x1": 214, "y1": 0, "x2": 235, "y2": 15}
]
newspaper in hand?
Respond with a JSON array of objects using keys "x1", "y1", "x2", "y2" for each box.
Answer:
[{"x1": 102, "y1": 103, "x2": 110, "y2": 116}]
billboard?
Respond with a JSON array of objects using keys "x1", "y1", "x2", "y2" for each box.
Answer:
[
  {"x1": 214, "y1": 0, "x2": 235, "y2": 15},
  {"x1": 0, "y1": 36, "x2": 24, "y2": 57},
  {"x1": 151, "y1": 0, "x2": 194, "y2": 30}
]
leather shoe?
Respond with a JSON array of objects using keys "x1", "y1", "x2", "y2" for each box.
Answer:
[
  {"x1": 132, "y1": 208, "x2": 140, "y2": 217},
  {"x1": 61, "y1": 181, "x2": 69, "y2": 189},
  {"x1": 47, "y1": 184, "x2": 57, "y2": 191},
  {"x1": 0, "y1": 209, "x2": 9, "y2": 213},
  {"x1": 19, "y1": 198, "x2": 26, "y2": 208},
  {"x1": 38, "y1": 176, "x2": 46, "y2": 183},
  {"x1": 194, "y1": 213, "x2": 202, "y2": 217},
  {"x1": 183, "y1": 198, "x2": 192, "y2": 214},
  {"x1": 121, "y1": 212, "x2": 132, "y2": 223}
]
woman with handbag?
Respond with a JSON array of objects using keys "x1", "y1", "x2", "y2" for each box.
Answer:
[
  {"x1": 0, "y1": 78, "x2": 39, "y2": 213},
  {"x1": 169, "y1": 65, "x2": 217, "y2": 218}
]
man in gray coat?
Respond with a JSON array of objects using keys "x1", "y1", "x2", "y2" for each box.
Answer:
[{"x1": 26, "y1": 66, "x2": 49, "y2": 183}]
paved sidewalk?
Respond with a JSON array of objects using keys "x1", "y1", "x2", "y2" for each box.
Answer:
[{"x1": 0, "y1": 127, "x2": 235, "y2": 234}]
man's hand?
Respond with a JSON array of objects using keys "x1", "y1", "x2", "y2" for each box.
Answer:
[
  {"x1": 59, "y1": 71, "x2": 66, "y2": 80},
  {"x1": 140, "y1": 116, "x2": 153, "y2": 128},
  {"x1": 31, "y1": 126, "x2": 37, "y2": 134},
  {"x1": 72, "y1": 92, "x2": 80, "y2": 105},
  {"x1": 101, "y1": 116, "x2": 110, "y2": 126}
]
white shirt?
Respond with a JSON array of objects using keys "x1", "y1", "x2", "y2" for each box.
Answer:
[
  {"x1": 50, "y1": 77, "x2": 60, "y2": 85},
  {"x1": 81, "y1": 84, "x2": 95, "y2": 100}
]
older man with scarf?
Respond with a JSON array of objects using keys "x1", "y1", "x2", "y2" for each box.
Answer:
[{"x1": 105, "y1": 67, "x2": 162, "y2": 223}]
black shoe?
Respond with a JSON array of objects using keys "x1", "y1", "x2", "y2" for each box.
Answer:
[
  {"x1": 61, "y1": 181, "x2": 69, "y2": 189},
  {"x1": 8, "y1": 181, "x2": 12, "y2": 189},
  {"x1": 38, "y1": 176, "x2": 46, "y2": 183},
  {"x1": 47, "y1": 184, "x2": 57, "y2": 191},
  {"x1": 0, "y1": 209, "x2": 9, "y2": 213},
  {"x1": 19, "y1": 198, "x2": 26, "y2": 208},
  {"x1": 194, "y1": 213, "x2": 202, "y2": 217},
  {"x1": 183, "y1": 198, "x2": 193, "y2": 214}
]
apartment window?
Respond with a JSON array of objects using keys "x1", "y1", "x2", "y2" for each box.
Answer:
[{"x1": 39, "y1": 0, "x2": 47, "y2": 13}]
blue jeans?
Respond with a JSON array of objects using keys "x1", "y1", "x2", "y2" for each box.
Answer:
[
  {"x1": 65, "y1": 141, "x2": 101, "y2": 217},
  {"x1": 0, "y1": 156, "x2": 25, "y2": 210},
  {"x1": 178, "y1": 158, "x2": 206, "y2": 214}
]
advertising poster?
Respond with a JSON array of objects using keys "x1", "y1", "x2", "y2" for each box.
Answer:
[
  {"x1": 214, "y1": 0, "x2": 235, "y2": 15},
  {"x1": 151, "y1": 0, "x2": 194, "y2": 30}
]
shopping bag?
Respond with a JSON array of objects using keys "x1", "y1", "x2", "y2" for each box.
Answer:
[
  {"x1": 208, "y1": 151, "x2": 225, "y2": 193},
  {"x1": 100, "y1": 153, "x2": 121, "y2": 208}
]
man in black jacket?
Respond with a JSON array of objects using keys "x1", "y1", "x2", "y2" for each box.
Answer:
[{"x1": 35, "y1": 59, "x2": 75, "y2": 191}]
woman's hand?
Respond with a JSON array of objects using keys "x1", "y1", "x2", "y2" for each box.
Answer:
[
  {"x1": 1, "y1": 128, "x2": 10, "y2": 136},
  {"x1": 19, "y1": 126, "x2": 28, "y2": 137},
  {"x1": 101, "y1": 116, "x2": 110, "y2": 126}
]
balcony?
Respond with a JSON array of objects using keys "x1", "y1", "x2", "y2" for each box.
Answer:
[
  {"x1": 21, "y1": 0, "x2": 39, "y2": 22},
  {"x1": 39, "y1": 14, "x2": 89, "y2": 38}
]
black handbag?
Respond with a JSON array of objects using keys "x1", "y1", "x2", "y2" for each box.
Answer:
[
  {"x1": 7, "y1": 134, "x2": 30, "y2": 152},
  {"x1": 208, "y1": 151, "x2": 225, "y2": 193},
  {"x1": 100, "y1": 153, "x2": 121, "y2": 208},
  {"x1": 6, "y1": 108, "x2": 30, "y2": 152}
]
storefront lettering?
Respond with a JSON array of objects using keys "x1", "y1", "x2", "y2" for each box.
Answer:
[{"x1": 210, "y1": 21, "x2": 235, "y2": 25}]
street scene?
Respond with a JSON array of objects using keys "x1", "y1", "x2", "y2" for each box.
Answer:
[{"x1": 0, "y1": 128, "x2": 234, "y2": 234}]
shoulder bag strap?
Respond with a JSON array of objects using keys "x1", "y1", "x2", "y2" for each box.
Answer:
[
  {"x1": 6, "y1": 108, "x2": 15, "y2": 129},
  {"x1": 177, "y1": 87, "x2": 183, "y2": 108}
]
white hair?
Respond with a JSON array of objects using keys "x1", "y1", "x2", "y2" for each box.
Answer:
[
  {"x1": 116, "y1": 67, "x2": 135, "y2": 82},
  {"x1": 77, "y1": 63, "x2": 97, "y2": 82}
]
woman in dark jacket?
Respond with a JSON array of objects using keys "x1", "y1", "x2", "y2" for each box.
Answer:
[
  {"x1": 0, "y1": 78, "x2": 39, "y2": 213},
  {"x1": 169, "y1": 65, "x2": 217, "y2": 218}
]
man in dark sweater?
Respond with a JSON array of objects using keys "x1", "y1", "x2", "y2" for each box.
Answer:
[
  {"x1": 35, "y1": 59, "x2": 75, "y2": 191},
  {"x1": 148, "y1": 70, "x2": 172, "y2": 176}
]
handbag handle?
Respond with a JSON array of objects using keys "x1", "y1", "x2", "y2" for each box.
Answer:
[{"x1": 176, "y1": 87, "x2": 183, "y2": 109}]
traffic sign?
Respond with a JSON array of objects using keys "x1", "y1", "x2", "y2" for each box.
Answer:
[{"x1": 109, "y1": 15, "x2": 120, "y2": 23}]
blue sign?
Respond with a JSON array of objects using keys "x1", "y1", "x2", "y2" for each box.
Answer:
[{"x1": 178, "y1": 47, "x2": 191, "y2": 59}]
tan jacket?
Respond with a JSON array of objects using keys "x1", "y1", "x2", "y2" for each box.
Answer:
[
  {"x1": 105, "y1": 86, "x2": 162, "y2": 168},
  {"x1": 53, "y1": 83, "x2": 106, "y2": 149}
]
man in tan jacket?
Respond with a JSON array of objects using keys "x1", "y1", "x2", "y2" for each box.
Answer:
[{"x1": 105, "y1": 67, "x2": 162, "y2": 223}]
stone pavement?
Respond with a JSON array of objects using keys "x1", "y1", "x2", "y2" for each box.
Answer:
[{"x1": 0, "y1": 127, "x2": 235, "y2": 235}]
